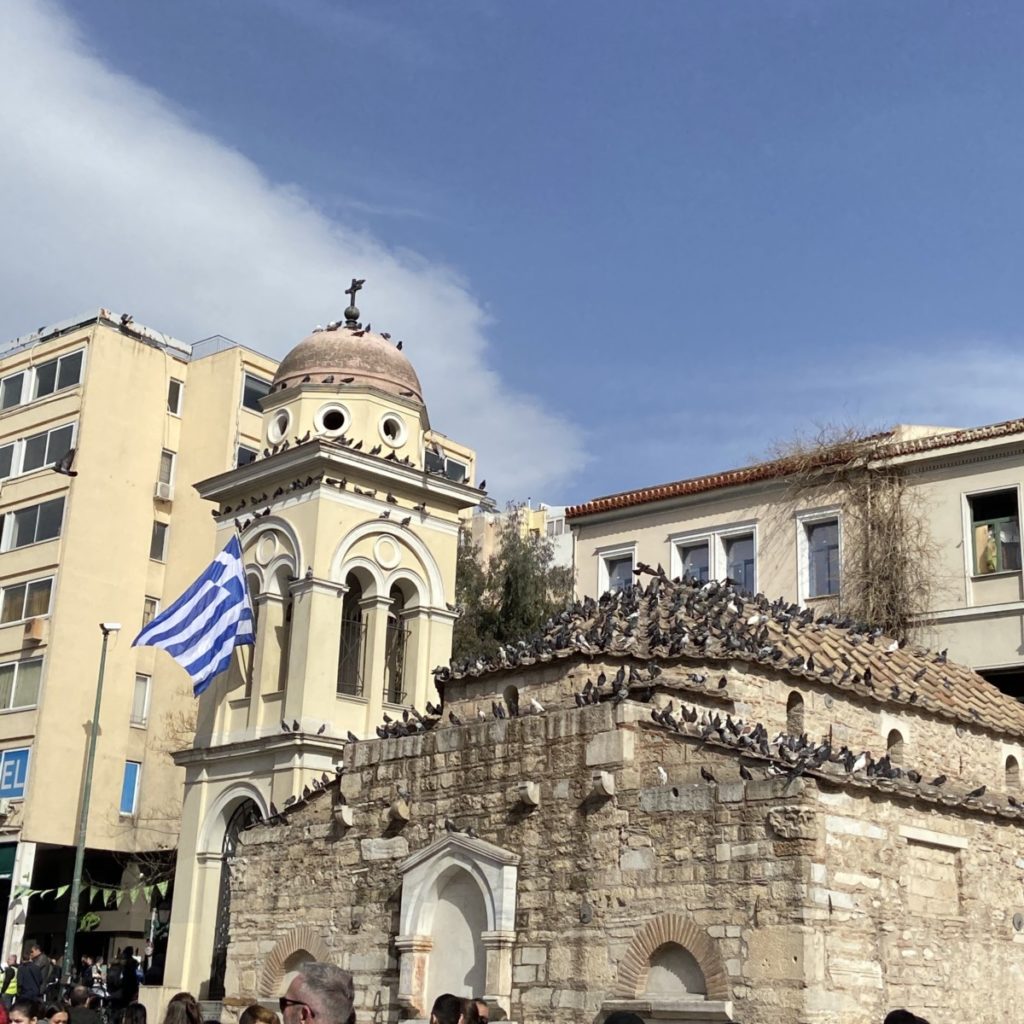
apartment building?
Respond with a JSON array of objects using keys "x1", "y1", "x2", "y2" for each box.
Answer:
[
  {"x1": 0, "y1": 312, "x2": 277, "y2": 959},
  {"x1": 568, "y1": 420, "x2": 1024, "y2": 696},
  {"x1": 461, "y1": 501, "x2": 574, "y2": 569}
]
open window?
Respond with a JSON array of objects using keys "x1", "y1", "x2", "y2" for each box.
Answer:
[{"x1": 969, "y1": 490, "x2": 1021, "y2": 575}]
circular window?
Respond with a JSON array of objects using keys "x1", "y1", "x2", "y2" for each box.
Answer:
[
  {"x1": 267, "y1": 409, "x2": 291, "y2": 444},
  {"x1": 314, "y1": 403, "x2": 350, "y2": 436},
  {"x1": 379, "y1": 412, "x2": 407, "y2": 448}
]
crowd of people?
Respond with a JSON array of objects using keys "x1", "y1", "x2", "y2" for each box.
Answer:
[{"x1": 0, "y1": 943, "x2": 935, "y2": 1024}]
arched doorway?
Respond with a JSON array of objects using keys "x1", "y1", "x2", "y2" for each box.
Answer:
[
  {"x1": 208, "y1": 798, "x2": 262, "y2": 999},
  {"x1": 426, "y1": 868, "x2": 487, "y2": 1006}
]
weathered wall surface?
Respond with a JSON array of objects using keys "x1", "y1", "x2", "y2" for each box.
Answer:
[{"x1": 225, "y1": 696, "x2": 1024, "y2": 1024}]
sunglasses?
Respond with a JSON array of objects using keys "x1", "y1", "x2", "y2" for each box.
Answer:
[{"x1": 279, "y1": 999, "x2": 315, "y2": 1018}]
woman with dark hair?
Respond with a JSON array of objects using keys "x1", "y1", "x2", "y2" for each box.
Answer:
[
  {"x1": 42, "y1": 1005, "x2": 67, "y2": 1024},
  {"x1": 164, "y1": 994, "x2": 200, "y2": 1024},
  {"x1": 10, "y1": 999, "x2": 42, "y2": 1024},
  {"x1": 119, "y1": 1005, "x2": 147, "y2": 1024}
]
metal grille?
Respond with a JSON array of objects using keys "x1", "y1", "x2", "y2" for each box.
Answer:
[
  {"x1": 338, "y1": 616, "x2": 366, "y2": 696},
  {"x1": 385, "y1": 620, "x2": 409, "y2": 705}
]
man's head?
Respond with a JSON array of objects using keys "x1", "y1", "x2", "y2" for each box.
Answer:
[
  {"x1": 7, "y1": 954, "x2": 16, "y2": 966},
  {"x1": 280, "y1": 963, "x2": 355, "y2": 1024},
  {"x1": 69, "y1": 986, "x2": 90, "y2": 1008},
  {"x1": 464, "y1": 1000, "x2": 488, "y2": 1024},
  {"x1": 27, "y1": 943, "x2": 41, "y2": 959},
  {"x1": 884, "y1": 1013, "x2": 930, "y2": 1024},
  {"x1": 429, "y1": 994, "x2": 464, "y2": 1024}
]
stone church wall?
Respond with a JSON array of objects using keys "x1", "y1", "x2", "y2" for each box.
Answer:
[{"x1": 224, "y1": 697, "x2": 1024, "y2": 1023}]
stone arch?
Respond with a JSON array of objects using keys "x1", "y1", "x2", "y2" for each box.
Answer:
[
  {"x1": 198, "y1": 783, "x2": 269, "y2": 856},
  {"x1": 331, "y1": 521, "x2": 445, "y2": 607},
  {"x1": 1007, "y1": 755, "x2": 1020, "y2": 790},
  {"x1": 242, "y1": 517, "x2": 303, "y2": 576},
  {"x1": 786, "y1": 691, "x2": 804, "y2": 735},
  {"x1": 887, "y1": 729, "x2": 905, "y2": 765},
  {"x1": 259, "y1": 925, "x2": 332, "y2": 996},
  {"x1": 615, "y1": 913, "x2": 729, "y2": 1001},
  {"x1": 386, "y1": 567, "x2": 427, "y2": 611},
  {"x1": 341, "y1": 557, "x2": 385, "y2": 599}
]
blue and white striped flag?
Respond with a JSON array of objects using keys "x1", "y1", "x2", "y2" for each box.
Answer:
[{"x1": 133, "y1": 535, "x2": 255, "y2": 695}]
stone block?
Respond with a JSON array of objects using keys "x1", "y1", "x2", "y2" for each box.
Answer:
[
  {"x1": 434, "y1": 728, "x2": 463, "y2": 753},
  {"x1": 585, "y1": 729, "x2": 635, "y2": 766},
  {"x1": 513, "y1": 965, "x2": 537, "y2": 983},
  {"x1": 620, "y1": 847, "x2": 655, "y2": 871},
  {"x1": 825, "y1": 815, "x2": 886, "y2": 840},
  {"x1": 360, "y1": 837, "x2": 409, "y2": 861},
  {"x1": 519, "y1": 946, "x2": 548, "y2": 966},
  {"x1": 639, "y1": 785, "x2": 712, "y2": 813}
]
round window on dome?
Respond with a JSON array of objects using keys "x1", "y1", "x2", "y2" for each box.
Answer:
[
  {"x1": 379, "y1": 413, "x2": 407, "y2": 448},
  {"x1": 315, "y1": 402, "x2": 350, "y2": 437},
  {"x1": 267, "y1": 409, "x2": 291, "y2": 445}
]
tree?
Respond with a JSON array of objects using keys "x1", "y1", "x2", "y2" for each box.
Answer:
[{"x1": 452, "y1": 504, "x2": 574, "y2": 662}]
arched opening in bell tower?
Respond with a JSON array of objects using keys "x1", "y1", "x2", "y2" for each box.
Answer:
[
  {"x1": 385, "y1": 584, "x2": 409, "y2": 705},
  {"x1": 338, "y1": 572, "x2": 366, "y2": 697}
]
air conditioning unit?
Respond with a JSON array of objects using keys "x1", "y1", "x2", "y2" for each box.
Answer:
[
  {"x1": 154, "y1": 481, "x2": 174, "y2": 502},
  {"x1": 24, "y1": 617, "x2": 46, "y2": 643}
]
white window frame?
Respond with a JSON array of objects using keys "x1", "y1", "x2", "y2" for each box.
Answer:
[
  {"x1": 0, "y1": 421, "x2": 78, "y2": 481},
  {"x1": 130, "y1": 674, "x2": 151, "y2": 729},
  {"x1": 0, "y1": 497, "x2": 66, "y2": 552},
  {"x1": 167, "y1": 378, "x2": 184, "y2": 416},
  {"x1": 31, "y1": 349, "x2": 86, "y2": 402},
  {"x1": 150, "y1": 520, "x2": 169, "y2": 562},
  {"x1": 0, "y1": 576, "x2": 54, "y2": 625},
  {"x1": 0, "y1": 371, "x2": 26, "y2": 412},
  {"x1": 597, "y1": 542, "x2": 637, "y2": 593},
  {"x1": 158, "y1": 449, "x2": 176, "y2": 487},
  {"x1": 669, "y1": 521, "x2": 759, "y2": 591},
  {"x1": 0, "y1": 658, "x2": 43, "y2": 712},
  {"x1": 236, "y1": 444, "x2": 258, "y2": 468},
  {"x1": 796, "y1": 508, "x2": 842, "y2": 603},
  {"x1": 962, "y1": 483, "x2": 1024, "y2": 583}
]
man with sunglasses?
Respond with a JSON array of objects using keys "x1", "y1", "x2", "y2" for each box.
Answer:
[{"x1": 279, "y1": 962, "x2": 356, "y2": 1024}]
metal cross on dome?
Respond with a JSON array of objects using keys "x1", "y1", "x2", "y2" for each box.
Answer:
[{"x1": 344, "y1": 277, "x2": 365, "y2": 325}]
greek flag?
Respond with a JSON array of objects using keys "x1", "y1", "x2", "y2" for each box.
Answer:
[{"x1": 133, "y1": 535, "x2": 255, "y2": 695}]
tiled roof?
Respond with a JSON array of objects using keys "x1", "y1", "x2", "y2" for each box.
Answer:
[
  {"x1": 442, "y1": 575, "x2": 1024, "y2": 739},
  {"x1": 567, "y1": 416, "x2": 1024, "y2": 519}
]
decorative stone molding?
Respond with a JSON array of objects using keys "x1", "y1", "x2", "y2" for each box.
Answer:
[
  {"x1": 766, "y1": 806, "x2": 816, "y2": 840},
  {"x1": 397, "y1": 834, "x2": 519, "y2": 1016},
  {"x1": 259, "y1": 925, "x2": 332, "y2": 996},
  {"x1": 615, "y1": 913, "x2": 730, "y2": 1002}
]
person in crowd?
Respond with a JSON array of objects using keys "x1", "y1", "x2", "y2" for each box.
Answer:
[
  {"x1": 2, "y1": 955, "x2": 19, "y2": 1009},
  {"x1": 76, "y1": 961, "x2": 92, "y2": 994},
  {"x1": 884, "y1": 1012, "x2": 930, "y2": 1024},
  {"x1": 278, "y1": 963, "x2": 355, "y2": 1024},
  {"x1": 238, "y1": 1006, "x2": 278, "y2": 1024},
  {"x1": 67, "y1": 985, "x2": 100, "y2": 1024},
  {"x1": 17, "y1": 946, "x2": 49, "y2": 1004},
  {"x1": 108, "y1": 950, "x2": 138, "y2": 1011},
  {"x1": 428, "y1": 994, "x2": 463, "y2": 1024},
  {"x1": 88, "y1": 957, "x2": 106, "y2": 1003},
  {"x1": 166, "y1": 994, "x2": 201, "y2": 1024},
  {"x1": 119, "y1": 1004, "x2": 147, "y2": 1024},
  {"x1": 43, "y1": 1004, "x2": 68, "y2": 1024},
  {"x1": 10, "y1": 998, "x2": 42, "y2": 1024},
  {"x1": 463, "y1": 1000, "x2": 488, "y2": 1024}
]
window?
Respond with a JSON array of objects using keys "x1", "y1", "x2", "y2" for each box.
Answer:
[
  {"x1": 969, "y1": 491, "x2": 1021, "y2": 575},
  {"x1": 546, "y1": 518, "x2": 565, "y2": 538},
  {"x1": 445, "y1": 458, "x2": 468, "y2": 484},
  {"x1": 0, "y1": 748, "x2": 29, "y2": 798},
  {"x1": 150, "y1": 521, "x2": 168, "y2": 561},
  {"x1": 0, "y1": 659, "x2": 42, "y2": 710},
  {"x1": 236, "y1": 445, "x2": 258, "y2": 468},
  {"x1": 604, "y1": 554, "x2": 634, "y2": 593},
  {"x1": 0, "y1": 578, "x2": 52, "y2": 624},
  {"x1": 1006, "y1": 755, "x2": 1020, "y2": 791},
  {"x1": 786, "y1": 691, "x2": 805, "y2": 735},
  {"x1": 807, "y1": 519, "x2": 840, "y2": 597},
  {"x1": 5, "y1": 497, "x2": 65, "y2": 550},
  {"x1": 33, "y1": 350, "x2": 83, "y2": 400},
  {"x1": 131, "y1": 675, "x2": 150, "y2": 728},
  {"x1": 158, "y1": 450, "x2": 176, "y2": 486},
  {"x1": 119, "y1": 761, "x2": 141, "y2": 815},
  {"x1": 0, "y1": 423, "x2": 76, "y2": 480},
  {"x1": 0, "y1": 374, "x2": 23, "y2": 411},
  {"x1": 242, "y1": 374, "x2": 272, "y2": 412},
  {"x1": 142, "y1": 596, "x2": 159, "y2": 626},
  {"x1": 167, "y1": 378, "x2": 184, "y2": 415},
  {"x1": 887, "y1": 729, "x2": 905, "y2": 765},
  {"x1": 680, "y1": 542, "x2": 710, "y2": 583},
  {"x1": 725, "y1": 534, "x2": 755, "y2": 593}
]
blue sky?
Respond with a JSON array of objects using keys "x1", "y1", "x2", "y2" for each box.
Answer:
[{"x1": 3, "y1": 1, "x2": 1024, "y2": 503}]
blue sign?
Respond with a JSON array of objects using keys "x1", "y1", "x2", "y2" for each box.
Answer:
[{"x1": 0, "y1": 748, "x2": 30, "y2": 799}]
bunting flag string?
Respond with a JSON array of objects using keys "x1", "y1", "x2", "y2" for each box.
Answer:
[{"x1": 9, "y1": 879, "x2": 171, "y2": 907}]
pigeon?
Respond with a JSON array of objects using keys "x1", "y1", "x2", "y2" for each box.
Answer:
[
  {"x1": 929, "y1": 774, "x2": 947, "y2": 787},
  {"x1": 699, "y1": 766, "x2": 717, "y2": 784},
  {"x1": 54, "y1": 448, "x2": 78, "y2": 477},
  {"x1": 739, "y1": 764, "x2": 753, "y2": 781},
  {"x1": 316, "y1": 723, "x2": 327, "y2": 735},
  {"x1": 281, "y1": 721, "x2": 291, "y2": 732},
  {"x1": 656, "y1": 766, "x2": 668, "y2": 786},
  {"x1": 448, "y1": 711, "x2": 462, "y2": 726},
  {"x1": 479, "y1": 479, "x2": 487, "y2": 490},
  {"x1": 292, "y1": 720, "x2": 301, "y2": 732},
  {"x1": 529, "y1": 697, "x2": 544, "y2": 714},
  {"x1": 399, "y1": 516, "x2": 412, "y2": 528},
  {"x1": 965, "y1": 785, "x2": 986, "y2": 800},
  {"x1": 379, "y1": 510, "x2": 391, "y2": 519},
  {"x1": 346, "y1": 731, "x2": 359, "y2": 742},
  {"x1": 396, "y1": 341, "x2": 403, "y2": 351}
]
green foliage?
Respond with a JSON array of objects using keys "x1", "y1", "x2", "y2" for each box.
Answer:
[{"x1": 452, "y1": 504, "x2": 574, "y2": 662}]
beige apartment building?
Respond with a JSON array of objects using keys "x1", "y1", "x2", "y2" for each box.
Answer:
[
  {"x1": 569, "y1": 420, "x2": 1024, "y2": 697},
  {"x1": 461, "y1": 501, "x2": 574, "y2": 569},
  {"x1": 156, "y1": 298, "x2": 480, "y2": 1004},
  {"x1": 0, "y1": 311, "x2": 278, "y2": 961}
]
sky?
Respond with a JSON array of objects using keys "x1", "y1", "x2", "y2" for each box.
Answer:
[{"x1": 3, "y1": 1, "x2": 1024, "y2": 504}]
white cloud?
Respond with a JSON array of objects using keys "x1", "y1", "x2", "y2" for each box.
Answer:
[{"x1": 0, "y1": 0, "x2": 586, "y2": 499}]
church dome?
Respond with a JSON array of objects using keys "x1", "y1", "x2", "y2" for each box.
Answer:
[{"x1": 273, "y1": 325, "x2": 424, "y2": 404}]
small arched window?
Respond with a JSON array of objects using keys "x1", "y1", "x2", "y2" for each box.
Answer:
[
  {"x1": 786, "y1": 692, "x2": 805, "y2": 736},
  {"x1": 1007, "y1": 755, "x2": 1021, "y2": 791},
  {"x1": 887, "y1": 729, "x2": 905, "y2": 765},
  {"x1": 645, "y1": 942, "x2": 707, "y2": 997},
  {"x1": 338, "y1": 573, "x2": 365, "y2": 697}
]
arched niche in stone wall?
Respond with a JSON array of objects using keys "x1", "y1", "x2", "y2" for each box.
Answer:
[
  {"x1": 604, "y1": 912, "x2": 734, "y2": 1022},
  {"x1": 259, "y1": 925, "x2": 333, "y2": 996},
  {"x1": 396, "y1": 833, "x2": 519, "y2": 1019}
]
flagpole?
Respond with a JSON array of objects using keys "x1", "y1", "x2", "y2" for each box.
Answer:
[{"x1": 61, "y1": 622, "x2": 120, "y2": 986}]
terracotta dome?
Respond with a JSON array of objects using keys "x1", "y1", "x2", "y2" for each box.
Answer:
[{"x1": 273, "y1": 326, "x2": 424, "y2": 404}]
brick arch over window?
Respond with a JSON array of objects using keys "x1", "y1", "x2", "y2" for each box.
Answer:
[
  {"x1": 259, "y1": 925, "x2": 332, "y2": 996},
  {"x1": 615, "y1": 913, "x2": 729, "y2": 1001}
]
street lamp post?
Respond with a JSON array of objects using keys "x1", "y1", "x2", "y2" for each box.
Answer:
[{"x1": 61, "y1": 622, "x2": 120, "y2": 985}]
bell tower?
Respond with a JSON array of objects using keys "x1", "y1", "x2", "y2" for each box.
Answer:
[{"x1": 164, "y1": 282, "x2": 481, "y2": 999}]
